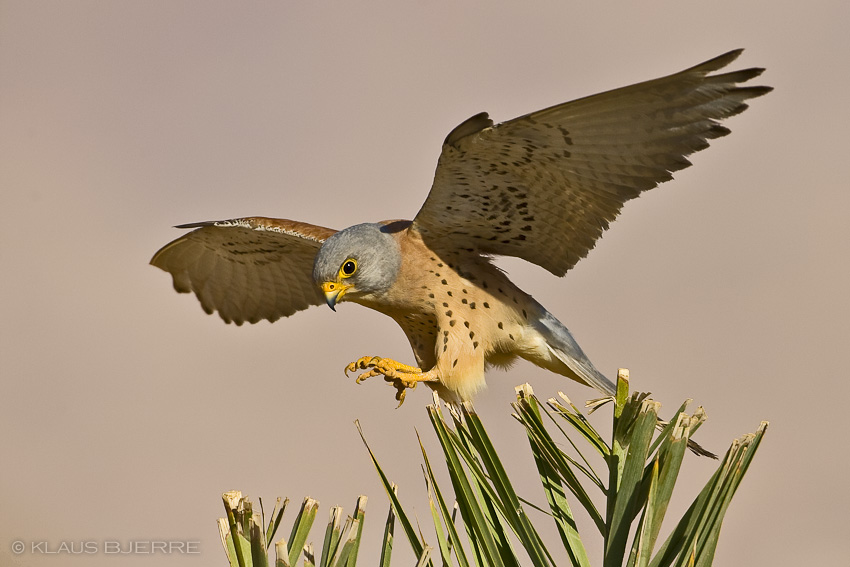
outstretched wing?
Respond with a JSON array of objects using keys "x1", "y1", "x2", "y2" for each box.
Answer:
[
  {"x1": 411, "y1": 49, "x2": 772, "y2": 276},
  {"x1": 150, "y1": 217, "x2": 336, "y2": 325}
]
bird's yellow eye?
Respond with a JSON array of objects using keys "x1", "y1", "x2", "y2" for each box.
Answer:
[{"x1": 340, "y1": 259, "x2": 357, "y2": 278}]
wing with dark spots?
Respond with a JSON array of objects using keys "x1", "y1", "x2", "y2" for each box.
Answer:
[
  {"x1": 411, "y1": 49, "x2": 772, "y2": 275},
  {"x1": 150, "y1": 217, "x2": 337, "y2": 324}
]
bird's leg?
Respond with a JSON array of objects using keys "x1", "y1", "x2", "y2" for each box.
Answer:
[{"x1": 344, "y1": 356, "x2": 438, "y2": 407}]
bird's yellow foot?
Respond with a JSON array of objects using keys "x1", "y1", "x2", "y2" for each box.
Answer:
[
  {"x1": 345, "y1": 356, "x2": 422, "y2": 382},
  {"x1": 344, "y1": 356, "x2": 436, "y2": 407}
]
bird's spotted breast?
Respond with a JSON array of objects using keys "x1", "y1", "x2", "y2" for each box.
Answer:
[{"x1": 367, "y1": 227, "x2": 538, "y2": 400}]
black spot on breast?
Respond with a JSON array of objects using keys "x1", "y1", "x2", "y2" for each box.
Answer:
[
  {"x1": 428, "y1": 293, "x2": 435, "y2": 298},
  {"x1": 464, "y1": 321, "x2": 470, "y2": 328},
  {"x1": 509, "y1": 334, "x2": 515, "y2": 340},
  {"x1": 469, "y1": 331, "x2": 475, "y2": 339},
  {"x1": 450, "y1": 320, "x2": 456, "y2": 326},
  {"x1": 462, "y1": 298, "x2": 468, "y2": 304},
  {"x1": 473, "y1": 341, "x2": 479, "y2": 349},
  {"x1": 470, "y1": 303, "x2": 476, "y2": 309},
  {"x1": 498, "y1": 322, "x2": 503, "y2": 329},
  {"x1": 446, "y1": 310, "x2": 453, "y2": 317},
  {"x1": 443, "y1": 302, "x2": 449, "y2": 307},
  {"x1": 441, "y1": 279, "x2": 448, "y2": 285},
  {"x1": 447, "y1": 291, "x2": 453, "y2": 297},
  {"x1": 453, "y1": 359, "x2": 458, "y2": 368},
  {"x1": 483, "y1": 302, "x2": 490, "y2": 309}
]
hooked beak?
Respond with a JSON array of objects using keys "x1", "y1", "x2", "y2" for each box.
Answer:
[{"x1": 320, "y1": 281, "x2": 352, "y2": 311}]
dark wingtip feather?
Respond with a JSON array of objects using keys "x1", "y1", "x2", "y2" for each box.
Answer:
[
  {"x1": 445, "y1": 112, "x2": 494, "y2": 147},
  {"x1": 705, "y1": 124, "x2": 732, "y2": 139},
  {"x1": 174, "y1": 221, "x2": 217, "y2": 229},
  {"x1": 666, "y1": 156, "x2": 693, "y2": 173},
  {"x1": 708, "y1": 67, "x2": 766, "y2": 85},
  {"x1": 742, "y1": 85, "x2": 774, "y2": 98},
  {"x1": 172, "y1": 280, "x2": 192, "y2": 294},
  {"x1": 686, "y1": 48, "x2": 744, "y2": 74}
]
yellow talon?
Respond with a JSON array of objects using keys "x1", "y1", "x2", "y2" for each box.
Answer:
[
  {"x1": 394, "y1": 379, "x2": 418, "y2": 408},
  {"x1": 344, "y1": 355, "x2": 434, "y2": 406},
  {"x1": 345, "y1": 356, "x2": 384, "y2": 377},
  {"x1": 355, "y1": 369, "x2": 383, "y2": 384}
]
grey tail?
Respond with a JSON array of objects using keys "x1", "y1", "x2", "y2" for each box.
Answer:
[
  {"x1": 533, "y1": 309, "x2": 616, "y2": 396},
  {"x1": 534, "y1": 309, "x2": 717, "y2": 458}
]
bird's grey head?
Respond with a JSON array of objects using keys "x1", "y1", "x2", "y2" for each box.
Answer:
[{"x1": 313, "y1": 223, "x2": 402, "y2": 310}]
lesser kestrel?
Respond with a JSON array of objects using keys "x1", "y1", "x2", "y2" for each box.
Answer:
[{"x1": 151, "y1": 49, "x2": 770, "y2": 405}]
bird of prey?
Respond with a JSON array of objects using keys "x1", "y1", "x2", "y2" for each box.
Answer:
[{"x1": 151, "y1": 49, "x2": 770, "y2": 406}]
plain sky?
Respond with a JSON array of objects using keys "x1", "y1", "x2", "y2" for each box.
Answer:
[{"x1": 2, "y1": 1, "x2": 848, "y2": 566}]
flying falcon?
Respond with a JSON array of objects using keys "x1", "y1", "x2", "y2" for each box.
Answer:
[{"x1": 151, "y1": 49, "x2": 771, "y2": 405}]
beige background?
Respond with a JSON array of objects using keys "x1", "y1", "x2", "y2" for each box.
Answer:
[{"x1": 2, "y1": 1, "x2": 848, "y2": 566}]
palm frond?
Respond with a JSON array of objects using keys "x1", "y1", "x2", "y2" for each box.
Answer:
[{"x1": 217, "y1": 373, "x2": 767, "y2": 567}]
